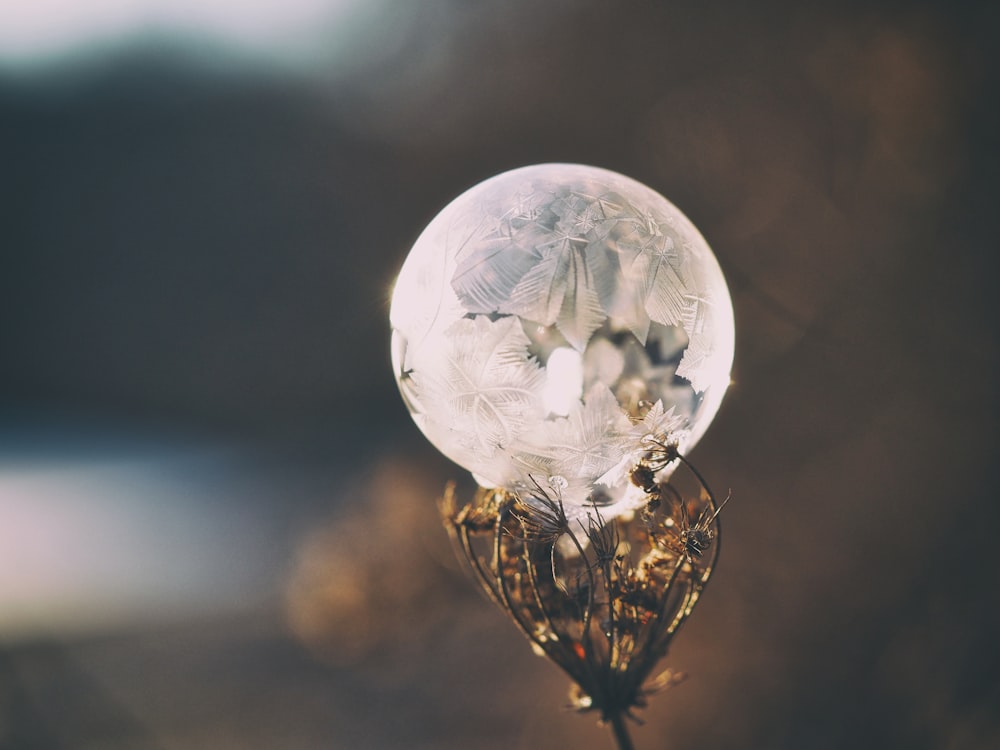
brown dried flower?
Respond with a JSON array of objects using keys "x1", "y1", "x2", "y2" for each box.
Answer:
[{"x1": 441, "y1": 452, "x2": 728, "y2": 750}]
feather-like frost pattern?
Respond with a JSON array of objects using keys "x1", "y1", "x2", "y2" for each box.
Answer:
[
  {"x1": 513, "y1": 384, "x2": 634, "y2": 501},
  {"x1": 448, "y1": 178, "x2": 714, "y2": 357},
  {"x1": 420, "y1": 317, "x2": 546, "y2": 463}
]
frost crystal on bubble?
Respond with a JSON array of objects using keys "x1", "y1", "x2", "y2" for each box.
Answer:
[
  {"x1": 513, "y1": 384, "x2": 634, "y2": 498},
  {"x1": 418, "y1": 316, "x2": 546, "y2": 460},
  {"x1": 390, "y1": 164, "x2": 734, "y2": 513}
]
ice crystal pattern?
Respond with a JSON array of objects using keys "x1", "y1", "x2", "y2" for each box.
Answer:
[
  {"x1": 391, "y1": 164, "x2": 734, "y2": 512},
  {"x1": 417, "y1": 316, "x2": 546, "y2": 459}
]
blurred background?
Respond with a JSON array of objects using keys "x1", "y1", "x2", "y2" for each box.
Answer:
[{"x1": 1, "y1": 1, "x2": 997, "y2": 748}]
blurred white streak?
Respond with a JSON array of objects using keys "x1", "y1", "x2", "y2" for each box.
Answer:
[
  {"x1": 543, "y1": 347, "x2": 583, "y2": 417},
  {"x1": 0, "y1": 0, "x2": 380, "y2": 67},
  {"x1": 0, "y1": 449, "x2": 281, "y2": 639}
]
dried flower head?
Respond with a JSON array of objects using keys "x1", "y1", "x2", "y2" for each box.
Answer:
[{"x1": 441, "y1": 450, "x2": 728, "y2": 745}]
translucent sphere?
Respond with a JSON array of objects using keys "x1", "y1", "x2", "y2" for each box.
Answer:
[{"x1": 390, "y1": 164, "x2": 734, "y2": 516}]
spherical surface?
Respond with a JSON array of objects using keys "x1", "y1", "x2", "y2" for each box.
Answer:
[{"x1": 390, "y1": 164, "x2": 734, "y2": 514}]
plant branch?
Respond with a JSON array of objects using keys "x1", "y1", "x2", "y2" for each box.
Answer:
[{"x1": 609, "y1": 713, "x2": 635, "y2": 750}]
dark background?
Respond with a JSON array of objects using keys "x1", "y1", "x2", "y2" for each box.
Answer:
[{"x1": 1, "y1": 1, "x2": 998, "y2": 748}]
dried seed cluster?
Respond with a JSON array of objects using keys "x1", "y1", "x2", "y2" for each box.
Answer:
[{"x1": 441, "y1": 450, "x2": 727, "y2": 725}]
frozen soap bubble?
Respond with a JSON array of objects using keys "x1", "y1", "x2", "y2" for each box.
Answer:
[{"x1": 390, "y1": 163, "x2": 734, "y2": 516}]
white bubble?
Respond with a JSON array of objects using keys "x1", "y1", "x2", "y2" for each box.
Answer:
[{"x1": 390, "y1": 164, "x2": 734, "y2": 512}]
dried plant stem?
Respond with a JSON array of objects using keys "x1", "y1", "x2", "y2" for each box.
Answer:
[{"x1": 609, "y1": 713, "x2": 636, "y2": 750}]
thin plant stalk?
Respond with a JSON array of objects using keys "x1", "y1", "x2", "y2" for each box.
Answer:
[{"x1": 609, "y1": 712, "x2": 635, "y2": 750}]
